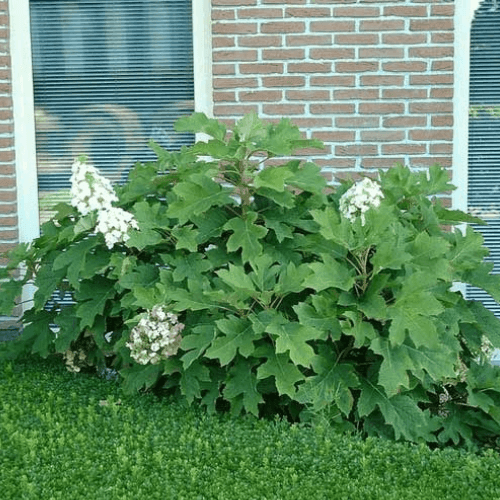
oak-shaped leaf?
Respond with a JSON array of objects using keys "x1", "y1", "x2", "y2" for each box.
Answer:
[
  {"x1": 255, "y1": 345, "x2": 305, "y2": 398},
  {"x1": 224, "y1": 212, "x2": 268, "y2": 263},
  {"x1": 296, "y1": 345, "x2": 359, "y2": 415},
  {"x1": 223, "y1": 358, "x2": 263, "y2": 416}
]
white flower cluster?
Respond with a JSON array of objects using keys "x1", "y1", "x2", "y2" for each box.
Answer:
[
  {"x1": 70, "y1": 159, "x2": 118, "y2": 215},
  {"x1": 126, "y1": 305, "x2": 184, "y2": 365},
  {"x1": 96, "y1": 207, "x2": 139, "y2": 249},
  {"x1": 339, "y1": 177, "x2": 384, "y2": 226},
  {"x1": 70, "y1": 158, "x2": 139, "y2": 248}
]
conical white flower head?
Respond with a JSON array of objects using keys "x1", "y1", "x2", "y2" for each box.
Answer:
[{"x1": 339, "y1": 177, "x2": 384, "y2": 225}]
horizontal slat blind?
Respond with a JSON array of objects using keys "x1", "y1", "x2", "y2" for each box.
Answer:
[
  {"x1": 467, "y1": 0, "x2": 500, "y2": 316},
  {"x1": 30, "y1": 0, "x2": 194, "y2": 221}
]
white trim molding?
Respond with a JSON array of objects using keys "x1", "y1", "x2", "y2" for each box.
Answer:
[{"x1": 9, "y1": 0, "x2": 40, "y2": 244}]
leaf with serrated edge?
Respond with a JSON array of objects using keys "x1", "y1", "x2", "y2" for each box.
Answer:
[
  {"x1": 205, "y1": 316, "x2": 259, "y2": 366},
  {"x1": 256, "y1": 346, "x2": 304, "y2": 398},
  {"x1": 223, "y1": 358, "x2": 262, "y2": 416}
]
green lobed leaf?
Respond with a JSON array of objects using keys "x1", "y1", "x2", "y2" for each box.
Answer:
[
  {"x1": 255, "y1": 345, "x2": 305, "y2": 399},
  {"x1": 179, "y1": 359, "x2": 211, "y2": 404},
  {"x1": 266, "y1": 316, "x2": 319, "y2": 368},
  {"x1": 358, "y1": 378, "x2": 437, "y2": 442},
  {"x1": 296, "y1": 345, "x2": 359, "y2": 415},
  {"x1": 223, "y1": 358, "x2": 263, "y2": 416},
  {"x1": 75, "y1": 276, "x2": 116, "y2": 329},
  {"x1": 180, "y1": 324, "x2": 217, "y2": 369},
  {"x1": 205, "y1": 316, "x2": 259, "y2": 366},
  {"x1": 302, "y1": 254, "x2": 355, "y2": 292},
  {"x1": 224, "y1": 212, "x2": 268, "y2": 263}
]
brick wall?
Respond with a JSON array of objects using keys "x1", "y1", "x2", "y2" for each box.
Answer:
[
  {"x1": 211, "y1": 0, "x2": 455, "y2": 183},
  {"x1": 0, "y1": 0, "x2": 16, "y2": 263}
]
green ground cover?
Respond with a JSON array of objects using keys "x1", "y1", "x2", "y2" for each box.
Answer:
[{"x1": 1, "y1": 355, "x2": 499, "y2": 500}]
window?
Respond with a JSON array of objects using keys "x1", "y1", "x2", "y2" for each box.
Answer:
[
  {"x1": 10, "y1": 0, "x2": 212, "y2": 242},
  {"x1": 29, "y1": 0, "x2": 194, "y2": 221},
  {"x1": 467, "y1": 0, "x2": 500, "y2": 315}
]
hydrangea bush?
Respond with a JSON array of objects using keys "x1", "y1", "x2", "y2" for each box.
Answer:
[{"x1": 2, "y1": 113, "x2": 500, "y2": 448}]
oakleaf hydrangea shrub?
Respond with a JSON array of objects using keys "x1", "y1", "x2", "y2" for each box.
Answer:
[{"x1": 2, "y1": 112, "x2": 500, "y2": 448}]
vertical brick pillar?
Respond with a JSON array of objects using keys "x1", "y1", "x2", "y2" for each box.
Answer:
[
  {"x1": 211, "y1": 0, "x2": 455, "y2": 183},
  {"x1": 0, "y1": 0, "x2": 17, "y2": 263}
]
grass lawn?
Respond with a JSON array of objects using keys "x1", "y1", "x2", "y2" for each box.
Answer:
[{"x1": 1, "y1": 355, "x2": 500, "y2": 500}]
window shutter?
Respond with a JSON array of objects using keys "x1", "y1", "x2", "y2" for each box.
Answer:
[
  {"x1": 29, "y1": 0, "x2": 194, "y2": 222},
  {"x1": 468, "y1": 0, "x2": 500, "y2": 315}
]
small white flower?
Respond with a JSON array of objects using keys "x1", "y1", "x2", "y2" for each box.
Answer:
[{"x1": 339, "y1": 177, "x2": 384, "y2": 226}]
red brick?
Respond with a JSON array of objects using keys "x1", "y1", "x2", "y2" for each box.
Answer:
[
  {"x1": 409, "y1": 102, "x2": 454, "y2": 117},
  {"x1": 314, "y1": 131, "x2": 356, "y2": 142},
  {"x1": 316, "y1": 158, "x2": 356, "y2": 170},
  {"x1": 213, "y1": 0, "x2": 257, "y2": 4},
  {"x1": 431, "y1": 4, "x2": 454, "y2": 16},
  {"x1": 262, "y1": 0, "x2": 305, "y2": 3},
  {"x1": 262, "y1": 76, "x2": 305, "y2": 87},
  {"x1": 0, "y1": 151, "x2": 14, "y2": 162},
  {"x1": 311, "y1": 75, "x2": 355, "y2": 87},
  {"x1": 335, "y1": 117, "x2": 380, "y2": 128},
  {"x1": 362, "y1": 158, "x2": 405, "y2": 169},
  {"x1": 335, "y1": 34, "x2": 379, "y2": 45},
  {"x1": 286, "y1": 34, "x2": 331, "y2": 46},
  {"x1": 310, "y1": 103, "x2": 355, "y2": 114},
  {"x1": 409, "y1": 47, "x2": 453, "y2": 58},
  {"x1": 0, "y1": 138, "x2": 13, "y2": 148},
  {"x1": 261, "y1": 21, "x2": 305, "y2": 34},
  {"x1": 288, "y1": 62, "x2": 331, "y2": 73},
  {"x1": 0, "y1": 164, "x2": 13, "y2": 175},
  {"x1": 240, "y1": 63, "x2": 284, "y2": 74},
  {"x1": 292, "y1": 118, "x2": 332, "y2": 128},
  {"x1": 214, "y1": 91, "x2": 236, "y2": 102},
  {"x1": 382, "y1": 144, "x2": 427, "y2": 155},
  {"x1": 383, "y1": 61, "x2": 427, "y2": 72},
  {"x1": 214, "y1": 77, "x2": 258, "y2": 89},
  {"x1": 361, "y1": 130, "x2": 405, "y2": 142},
  {"x1": 0, "y1": 189, "x2": 15, "y2": 201},
  {"x1": 239, "y1": 90, "x2": 282, "y2": 102},
  {"x1": 359, "y1": 48, "x2": 404, "y2": 59},
  {"x1": 0, "y1": 216, "x2": 17, "y2": 226},
  {"x1": 214, "y1": 104, "x2": 259, "y2": 116},
  {"x1": 335, "y1": 89, "x2": 379, "y2": 100},
  {"x1": 359, "y1": 20, "x2": 405, "y2": 31},
  {"x1": 238, "y1": 8, "x2": 283, "y2": 18},
  {"x1": 333, "y1": 6, "x2": 380, "y2": 17},
  {"x1": 212, "y1": 22, "x2": 258, "y2": 35},
  {"x1": 212, "y1": 9, "x2": 236, "y2": 20},
  {"x1": 336, "y1": 61, "x2": 379, "y2": 73},
  {"x1": 430, "y1": 143, "x2": 453, "y2": 154},
  {"x1": 383, "y1": 116, "x2": 428, "y2": 128},
  {"x1": 286, "y1": 90, "x2": 330, "y2": 101},
  {"x1": 0, "y1": 203, "x2": 16, "y2": 214},
  {"x1": 336, "y1": 144, "x2": 378, "y2": 157},
  {"x1": 410, "y1": 19, "x2": 453, "y2": 32},
  {"x1": 382, "y1": 89, "x2": 427, "y2": 99},
  {"x1": 383, "y1": 5, "x2": 427, "y2": 17},
  {"x1": 310, "y1": 21, "x2": 355, "y2": 33},
  {"x1": 285, "y1": 7, "x2": 331, "y2": 17},
  {"x1": 382, "y1": 33, "x2": 427, "y2": 45},
  {"x1": 361, "y1": 75, "x2": 404, "y2": 86},
  {"x1": 432, "y1": 115, "x2": 453, "y2": 127},
  {"x1": 410, "y1": 74, "x2": 453, "y2": 85},
  {"x1": 239, "y1": 35, "x2": 282, "y2": 47},
  {"x1": 432, "y1": 60, "x2": 453, "y2": 72},
  {"x1": 432, "y1": 33, "x2": 454, "y2": 44},
  {"x1": 213, "y1": 64, "x2": 236, "y2": 75},
  {"x1": 263, "y1": 103, "x2": 305, "y2": 115},
  {"x1": 430, "y1": 88, "x2": 454, "y2": 99},
  {"x1": 294, "y1": 145, "x2": 330, "y2": 156},
  {"x1": 359, "y1": 102, "x2": 404, "y2": 114},
  {"x1": 263, "y1": 48, "x2": 305, "y2": 60},
  {"x1": 411, "y1": 157, "x2": 452, "y2": 168},
  {"x1": 213, "y1": 37, "x2": 236, "y2": 48},
  {"x1": 310, "y1": 48, "x2": 355, "y2": 60},
  {"x1": 409, "y1": 129, "x2": 453, "y2": 141},
  {"x1": 213, "y1": 50, "x2": 257, "y2": 62}
]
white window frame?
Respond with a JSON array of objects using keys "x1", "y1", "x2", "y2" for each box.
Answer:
[{"x1": 10, "y1": 0, "x2": 213, "y2": 245}]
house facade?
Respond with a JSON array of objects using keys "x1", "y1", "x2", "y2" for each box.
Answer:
[{"x1": 0, "y1": 0, "x2": 482, "y2": 273}]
